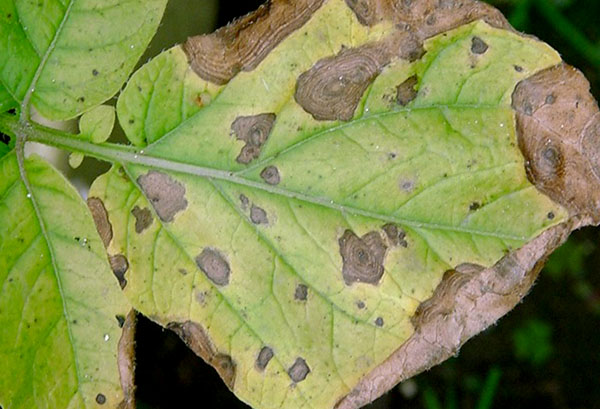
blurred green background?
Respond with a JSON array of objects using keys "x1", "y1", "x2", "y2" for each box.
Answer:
[{"x1": 133, "y1": 1, "x2": 600, "y2": 408}]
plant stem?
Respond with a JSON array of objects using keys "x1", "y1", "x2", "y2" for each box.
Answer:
[
  {"x1": 533, "y1": 0, "x2": 600, "y2": 67},
  {"x1": 476, "y1": 366, "x2": 502, "y2": 409},
  {"x1": 508, "y1": 0, "x2": 532, "y2": 31}
]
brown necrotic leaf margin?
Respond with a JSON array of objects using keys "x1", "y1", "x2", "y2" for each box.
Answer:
[
  {"x1": 337, "y1": 29, "x2": 600, "y2": 409},
  {"x1": 183, "y1": 0, "x2": 326, "y2": 85}
]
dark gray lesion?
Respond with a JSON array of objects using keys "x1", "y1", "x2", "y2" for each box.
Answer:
[
  {"x1": 232, "y1": 113, "x2": 277, "y2": 164},
  {"x1": 396, "y1": 75, "x2": 419, "y2": 106},
  {"x1": 471, "y1": 36, "x2": 489, "y2": 54},
  {"x1": 87, "y1": 197, "x2": 113, "y2": 248},
  {"x1": 256, "y1": 346, "x2": 274, "y2": 371},
  {"x1": 137, "y1": 171, "x2": 188, "y2": 223},
  {"x1": 339, "y1": 230, "x2": 388, "y2": 285},
  {"x1": 294, "y1": 284, "x2": 308, "y2": 301},
  {"x1": 109, "y1": 254, "x2": 129, "y2": 289},
  {"x1": 382, "y1": 223, "x2": 408, "y2": 248},
  {"x1": 195, "y1": 248, "x2": 231, "y2": 286},
  {"x1": 131, "y1": 205, "x2": 153, "y2": 233},
  {"x1": 260, "y1": 166, "x2": 281, "y2": 185},
  {"x1": 288, "y1": 357, "x2": 310, "y2": 383},
  {"x1": 294, "y1": 44, "x2": 392, "y2": 121},
  {"x1": 250, "y1": 204, "x2": 269, "y2": 225}
]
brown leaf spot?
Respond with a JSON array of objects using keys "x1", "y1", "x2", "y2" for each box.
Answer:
[
  {"x1": 239, "y1": 194, "x2": 250, "y2": 210},
  {"x1": 344, "y1": 0, "x2": 384, "y2": 25},
  {"x1": 470, "y1": 36, "x2": 489, "y2": 54},
  {"x1": 382, "y1": 223, "x2": 408, "y2": 248},
  {"x1": 469, "y1": 202, "x2": 481, "y2": 211},
  {"x1": 335, "y1": 224, "x2": 572, "y2": 409},
  {"x1": 196, "y1": 248, "x2": 231, "y2": 286},
  {"x1": 167, "y1": 321, "x2": 237, "y2": 390},
  {"x1": 256, "y1": 346, "x2": 274, "y2": 371},
  {"x1": 183, "y1": 0, "x2": 325, "y2": 84},
  {"x1": 294, "y1": 284, "x2": 308, "y2": 301},
  {"x1": 117, "y1": 311, "x2": 136, "y2": 409},
  {"x1": 109, "y1": 255, "x2": 129, "y2": 289},
  {"x1": 288, "y1": 357, "x2": 310, "y2": 383},
  {"x1": 295, "y1": 44, "x2": 392, "y2": 121},
  {"x1": 396, "y1": 75, "x2": 419, "y2": 106},
  {"x1": 512, "y1": 63, "x2": 600, "y2": 219},
  {"x1": 339, "y1": 230, "x2": 387, "y2": 285},
  {"x1": 195, "y1": 290, "x2": 207, "y2": 305},
  {"x1": 131, "y1": 205, "x2": 153, "y2": 234},
  {"x1": 260, "y1": 166, "x2": 281, "y2": 185},
  {"x1": 411, "y1": 263, "x2": 482, "y2": 329},
  {"x1": 115, "y1": 315, "x2": 126, "y2": 328},
  {"x1": 137, "y1": 171, "x2": 188, "y2": 223},
  {"x1": 232, "y1": 113, "x2": 276, "y2": 164},
  {"x1": 87, "y1": 197, "x2": 112, "y2": 248},
  {"x1": 342, "y1": 0, "x2": 510, "y2": 37},
  {"x1": 250, "y1": 205, "x2": 269, "y2": 225}
]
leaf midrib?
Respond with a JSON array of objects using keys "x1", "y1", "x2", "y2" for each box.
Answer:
[{"x1": 21, "y1": 122, "x2": 528, "y2": 241}]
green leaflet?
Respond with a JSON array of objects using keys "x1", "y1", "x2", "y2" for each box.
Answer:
[
  {"x1": 89, "y1": 3, "x2": 569, "y2": 408},
  {"x1": 0, "y1": 153, "x2": 130, "y2": 409},
  {"x1": 0, "y1": 0, "x2": 167, "y2": 120}
]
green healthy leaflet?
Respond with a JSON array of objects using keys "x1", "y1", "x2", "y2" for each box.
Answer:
[
  {"x1": 0, "y1": 0, "x2": 167, "y2": 120},
  {"x1": 91, "y1": 2, "x2": 568, "y2": 408},
  {"x1": 0, "y1": 152, "x2": 130, "y2": 409}
]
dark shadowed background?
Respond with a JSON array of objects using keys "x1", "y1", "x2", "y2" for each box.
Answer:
[{"x1": 133, "y1": 1, "x2": 600, "y2": 408}]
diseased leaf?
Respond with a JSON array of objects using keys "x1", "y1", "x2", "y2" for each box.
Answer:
[
  {"x1": 0, "y1": 153, "x2": 131, "y2": 409},
  {"x1": 0, "y1": 0, "x2": 167, "y2": 119},
  {"x1": 83, "y1": 1, "x2": 600, "y2": 408}
]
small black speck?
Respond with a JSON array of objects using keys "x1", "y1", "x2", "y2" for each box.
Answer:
[
  {"x1": 115, "y1": 315, "x2": 126, "y2": 328},
  {"x1": 545, "y1": 94, "x2": 556, "y2": 105},
  {"x1": 128, "y1": 119, "x2": 134, "y2": 124},
  {"x1": 469, "y1": 202, "x2": 481, "y2": 211},
  {"x1": 375, "y1": 317, "x2": 384, "y2": 327},
  {"x1": 95, "y1": 393, "x2": 106, "y2": 404},
  {"x1": 92, "y1": 69, "x2": 99, "y2": 76},
  {"x1": 356, "y1": 301, "x2": 365, "y2": 309},
  {"x1": 7, "y1": 108, "x2": 16, "y2": 115},
  {"x1": 514, "y1": 65, "x2": 524, "y2": 72},
  {"x1": 547, "y1": 211, "x2": 555, "y2": 220},
  {"x1": 0, "y1": 132, "x2": 10, "y2": 145},
  {"x1": 77, "y1": 96, "x2": 85, "y2": 102}
]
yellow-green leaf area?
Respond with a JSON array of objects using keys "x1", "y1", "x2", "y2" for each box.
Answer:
[
  {"x1": 0, "y1": 153, "x2": 130, "y2": 409},
  {"x1": 95, "y1": 4, "x2": 568, "y2": 409},
  {"x1": 79, "y1": 105, "x2": 115, "y2": 144},
  {"x1": 117, "y1": 46, "x2": 223, "y2": 147}
]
